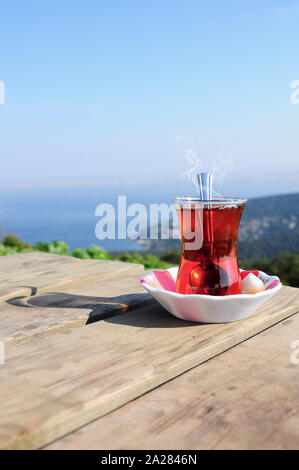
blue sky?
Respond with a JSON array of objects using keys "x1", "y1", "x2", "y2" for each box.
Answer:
[{"x1": 0, "y1": 0, "x2": 299, "y2": 193}]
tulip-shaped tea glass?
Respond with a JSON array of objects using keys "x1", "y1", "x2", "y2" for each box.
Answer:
[{"x1": 174, "y1": 197, "x2": 247, "y2": 296}]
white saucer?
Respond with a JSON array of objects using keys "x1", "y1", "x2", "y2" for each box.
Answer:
[{"x1": 140, "y1": 267, "x2": 281, "y2": 323}]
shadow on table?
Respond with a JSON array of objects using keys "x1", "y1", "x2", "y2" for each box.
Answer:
[{"x1": 6, "y1": 290, "x2": 198, "y2": 328}]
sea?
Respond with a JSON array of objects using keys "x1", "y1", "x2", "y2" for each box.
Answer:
[
  {"x1": 0, "y1": 183, "x2": 181, "y2": 252},
  {"x1": 0, "y1": 179, "x2": 297, "y2": 253}
]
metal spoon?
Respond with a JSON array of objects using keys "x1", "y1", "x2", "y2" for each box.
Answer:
[{"x1": 189, "y1": 173, "x2": 228, "y2": 295}]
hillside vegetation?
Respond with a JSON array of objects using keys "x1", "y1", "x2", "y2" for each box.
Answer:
[
  {"x1": 1, "y1": 234, "x2": 298, "y2": 288},
  {"x1": 0, "y1": 235, "x2": 171, "y2": 270},
  {"x1": 136, "y1": 192, "x2": 299, "y2": 260}
]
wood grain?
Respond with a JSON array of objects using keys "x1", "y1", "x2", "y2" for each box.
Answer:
[
  {"x1": 46, "y1": 313, "x2": 299, "y2": 450},
  {"x1": 0, "y1": 272, "x2": 152, "y2": 345},
  {"x1": 0, "y1": 285, "x2": 298, "y2": 450},
  {"x1": 0, "y1": 252, "x2": 143, "y2": 302},
  {"x1": 0, "y1": 253, "x2": 151, "y2": 345}
]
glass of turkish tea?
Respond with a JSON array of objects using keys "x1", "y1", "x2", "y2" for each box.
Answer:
[{"x1": 174, "y1": 197, "x2": 247, "y2": 296}]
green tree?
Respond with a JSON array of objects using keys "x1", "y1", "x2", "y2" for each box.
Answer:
[
  {"x1": 3, "y1": 234, "x2": 29, "y2": 250},
  {"x1": 33, "y1": 241, "x2": 69, "y2": 256},
  {"x1": 87, "y1": 244, "x2": 114, "y2": 260},
  {"x1": 160, "y1": 251, "x2": 180, "y2": 264},
  {"x1": 71, "y1": 248, "x2": 90, "y2": 259}
]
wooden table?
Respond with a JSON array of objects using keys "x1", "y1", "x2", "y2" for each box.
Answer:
[{"x1": 0, "y1": 252, "x2": 298, "y2": 450}]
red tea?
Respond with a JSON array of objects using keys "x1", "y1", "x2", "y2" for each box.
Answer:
[{"x1": 176, "y1": 204, "x2": 245, "y2": 295}]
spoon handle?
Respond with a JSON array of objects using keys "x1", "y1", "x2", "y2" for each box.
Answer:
[
  {"x1": 197, "y1": 173, "x2": 213, "y2": 201},
  {"x1": 197, "y1": 173, "x2": 214, "y2": 257}
]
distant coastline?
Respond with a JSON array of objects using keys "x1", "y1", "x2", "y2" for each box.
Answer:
[{"x1": 0, "y1": 186, "x2": 298, "y2": 255}]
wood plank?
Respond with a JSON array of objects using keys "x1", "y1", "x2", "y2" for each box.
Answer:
[
  {"x1": 0, "y1": 286, "x2": 298, "y2": 450},
  {"x1": 0, "y1": 252, "x2": 143, "y2": 302},
  {"x1": 0, "y1": 252, "x2": 151, "y2": 345},
  {"x1": 1, "y1": 270, "x2": 152, "y2": 345},
  {"x1": 46, "y1": 313, "x2": 299, "y2": 450}
]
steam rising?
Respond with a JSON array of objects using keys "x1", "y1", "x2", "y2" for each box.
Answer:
[
  {"x1": 212, "y1": 150, "x2": 234, "y2": 185},
  {"x1": 179, "y1": 138, "x2": 234, "y2": 194},
  {"x1": 184, "y1": 148, "x2": 203, "y2": 190}
]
